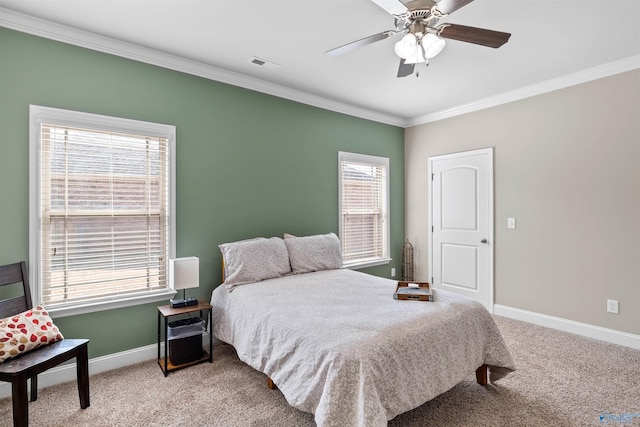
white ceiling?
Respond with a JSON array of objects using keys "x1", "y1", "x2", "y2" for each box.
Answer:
[{"x1": 1, "y1": 0, "x2": 639, "y2": 127}]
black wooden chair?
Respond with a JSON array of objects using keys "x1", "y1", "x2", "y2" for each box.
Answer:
[{"x1": 0, "y1": 261, "x2": 89, "y2": 427}]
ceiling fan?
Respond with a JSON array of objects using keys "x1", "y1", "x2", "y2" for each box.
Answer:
[{"x1": 325, "y1": 0, "x2": 511, "y2": 77}]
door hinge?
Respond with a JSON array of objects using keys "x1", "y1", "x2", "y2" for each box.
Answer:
[
  {"x1": 431, "y1": 173, "x2": 434, "y2": 181},
  {"x1": 432, "y1": 225, "x2": 434, "y2": 232},
  {"x1": 431, "y1": 277, "x2": 434, "y2": 284}
]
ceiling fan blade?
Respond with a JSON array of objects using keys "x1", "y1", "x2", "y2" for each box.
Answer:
[
  {"x1": 370, "y1": 0, "x2": 409, "y2": 16},
  {"x1": 397, "y1": 58, "x2": 415, "y2": 77},
  {"x1": 438, "y1": 24, "x2": 511, "y2": 48},
  {"x1": 434, "y1": 0, "x2": 475, "y2": 15},
  {"x1": 325, "y1": 31, "x2": 395, "y2": 56}
]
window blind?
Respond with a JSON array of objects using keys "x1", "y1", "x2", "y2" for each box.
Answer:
[
  {"x1": 339, "y1": 154, "x2": 389, "y2": 265},
  {"x1": 40, "y1": 123, "x2": 169, "y2": 307}
]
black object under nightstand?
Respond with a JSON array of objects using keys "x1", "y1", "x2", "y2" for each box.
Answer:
[{"x1": 157, "y1": 299, "x2": 213, "y2": 376}]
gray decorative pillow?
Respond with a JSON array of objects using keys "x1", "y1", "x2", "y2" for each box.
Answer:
[
  {"x1": 220, "y1": 237, "x2": 292, "y2": 286},
  {"x1": 284, "y1": 233, "x2": 343, "y2": 274}
]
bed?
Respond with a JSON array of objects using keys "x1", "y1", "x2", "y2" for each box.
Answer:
[{"x1": 210, "y1": 233, "x2": 515, "y2": 426}]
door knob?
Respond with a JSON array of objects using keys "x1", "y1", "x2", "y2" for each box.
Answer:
[{"x1": 480, "y1": 239, "x2": 488, "y2": 244}]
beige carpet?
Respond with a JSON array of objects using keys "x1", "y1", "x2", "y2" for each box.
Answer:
[{"x1": 1, "y1": 316, "x2": 639, "y2": 426}]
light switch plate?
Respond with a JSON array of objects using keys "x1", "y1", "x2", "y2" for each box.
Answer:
[{"x1": 507, "y1": 218, "x2": 516, "y2": 229}]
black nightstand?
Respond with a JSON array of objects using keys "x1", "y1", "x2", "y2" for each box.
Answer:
[{"x1": 157, "y1": 299, "x2": 213, "y2": 376}]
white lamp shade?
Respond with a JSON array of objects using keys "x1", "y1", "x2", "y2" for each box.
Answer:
[
  {"x1": 394, "y1": 33, "x2": 417, "y2": 59},
  {"x1": 169, "y1": 257, "x2": 199, "y2": 290},
  {"x1": 422, "y1": 33, "x2": 446, "y2": 59},
  {"x1": 404, "y1": 43, "x2": 426, "y2": 64}
]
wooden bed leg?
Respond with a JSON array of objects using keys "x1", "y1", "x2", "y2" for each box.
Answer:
[
  {"x1": 475, "y1": 365, "x2": 489, "y2": 386},
  {"x1": 267, "y1": 377, "x2": 277, "y2": 390}
]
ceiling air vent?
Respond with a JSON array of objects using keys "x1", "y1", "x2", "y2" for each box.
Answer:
[{"x1": 247, "y1": 57, "x2": 281, "y2": 70}]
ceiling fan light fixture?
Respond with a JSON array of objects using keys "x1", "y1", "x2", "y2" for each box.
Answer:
[
  {"x1": 405, "y1": 55, "x2": 427, "y2": 65},
  {"x1": 394, "y1": 33, "x2": 417, "y2": 59},
  {"x1": 404, "y1": 43, "x2": 426, "y2": 64},
  {"x1": 422, "y1": 33, "x2": 446, "y2": 59}
]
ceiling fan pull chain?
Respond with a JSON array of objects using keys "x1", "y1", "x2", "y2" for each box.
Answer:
[{"x1": 416, "y1": 41, "x2": 420, "y2": 77}]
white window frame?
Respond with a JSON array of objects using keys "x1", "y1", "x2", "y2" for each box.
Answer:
[
  {"x1": 338, "y1": 151, "x2": 391, "y2": 269},
  {"x1": 29, "y1": 105, "x2": 176, "y2": 317}
]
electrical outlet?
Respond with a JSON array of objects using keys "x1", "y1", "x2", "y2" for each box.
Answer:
[
  {"x1": 607, "y1": 299, "x2": 619, "y2": 314},
  {"x1": 391, "y1": 268, "x2": 396, "y2": 277}
]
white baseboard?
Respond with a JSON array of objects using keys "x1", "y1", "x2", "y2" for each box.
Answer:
[
  {"x1": 494, "y1": 304, "x2": 640, "y2": 350},
  {"x1": 0, "y1": 334, "x2": 216, "y2": 399}
]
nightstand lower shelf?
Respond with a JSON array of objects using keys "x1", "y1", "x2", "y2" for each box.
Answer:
[{"x1": 157, "y1": 350, "x2": 211, "y2": 375}]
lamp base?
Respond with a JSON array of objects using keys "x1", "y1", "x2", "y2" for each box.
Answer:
[{"x1": 170, "y1": 296, "x2": 198, "y2": 308}]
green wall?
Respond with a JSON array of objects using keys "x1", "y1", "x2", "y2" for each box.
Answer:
[{"x1": 0, "y1": 28, "x2": 404, "y2": 358}]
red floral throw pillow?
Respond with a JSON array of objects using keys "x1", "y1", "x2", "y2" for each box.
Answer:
[{"x1": 0, "y1": 306, "x2": 64, "y2": 363}]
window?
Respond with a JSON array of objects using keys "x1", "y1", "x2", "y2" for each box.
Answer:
[
  {"x1": 338, "y1": 151, "x2": 390, "y2": 268},
  {"x1": 29, "y1": 105, "x2": 176, "y2": 317}
]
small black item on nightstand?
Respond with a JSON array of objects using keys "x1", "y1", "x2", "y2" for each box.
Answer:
[{"x1": 170, "y1": 296, "x2": 198, "y2": 308}]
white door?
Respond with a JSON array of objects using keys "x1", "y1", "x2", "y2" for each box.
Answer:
[{"x1": 429, "y1": 148, "x2": 493, "y2": 311}]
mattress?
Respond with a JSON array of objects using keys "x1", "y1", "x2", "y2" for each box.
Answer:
[{"x1": 211, "y1": 268, "x2": 515, "y2": 426}]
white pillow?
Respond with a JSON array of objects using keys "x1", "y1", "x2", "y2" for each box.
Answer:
[
  {"x1": 219, "y1": 237, "x2": 292, "y2": 286},
  {"x1": 284, "y1": 233, "x2": 343, "y2": 274}
]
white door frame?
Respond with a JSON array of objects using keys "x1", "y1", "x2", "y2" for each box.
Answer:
[{"x1": 427, "y1": 147, "x2": 494, "y2": 312}]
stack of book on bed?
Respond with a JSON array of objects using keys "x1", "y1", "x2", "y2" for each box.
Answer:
[{"x1": 393, "y1": 281, "x2": 433, "y2": 301}]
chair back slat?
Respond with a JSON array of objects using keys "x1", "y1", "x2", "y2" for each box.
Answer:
[
  {"x1": 0, "y1": 261, "x2": 34, "y2": 318},
  {"x1": 0, "y1": 263, "x2": 24, "y2": 286},
  {"x1": 0, "y1": 297, "x2": 29, "y2": 319}
]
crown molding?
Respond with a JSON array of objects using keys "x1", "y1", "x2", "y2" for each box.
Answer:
[
  {"x1": 2, "y1": 7, "x2": 638, "y2": 129},
  {"x1": 0, "y1": 7, "x2": 405, "y2": 127},
  {"x1": 406, "y1": 54, "x2": 640, "y2": 127}
]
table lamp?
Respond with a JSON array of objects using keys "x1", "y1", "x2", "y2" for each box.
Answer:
[{"x1": 169, "y1": 257, "x2": 199, "y2": 308}]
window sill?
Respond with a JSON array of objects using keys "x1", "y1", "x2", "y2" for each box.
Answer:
[
  {"x1": 343, "y1": 257, "x2": 392, "y2": 270},
  {"x1": 46, "y1": 289, "x2": 177, "y2": 318}
]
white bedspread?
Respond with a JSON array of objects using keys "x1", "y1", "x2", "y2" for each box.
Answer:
[{"x1": 211, "y1": 268, "x2": 515, "y2": 426}]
